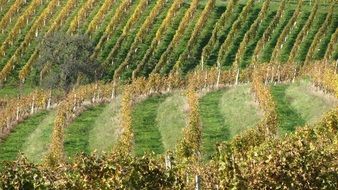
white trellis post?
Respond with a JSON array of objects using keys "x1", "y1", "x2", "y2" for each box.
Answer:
[
  {"x1": 165, "y1": 155, "x2": 171, "y2": 170},
  {"x1": 195, "y1": 175, "x2": 201, "y2": 190}
]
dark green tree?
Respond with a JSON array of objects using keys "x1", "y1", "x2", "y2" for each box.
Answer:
[{"x1": 37, "y1": 32, "x2": 103, "y2": 92}]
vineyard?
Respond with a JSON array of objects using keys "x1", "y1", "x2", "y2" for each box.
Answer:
[{"x1": 0, "y1": 0, "x2": 338, "y2": 188}]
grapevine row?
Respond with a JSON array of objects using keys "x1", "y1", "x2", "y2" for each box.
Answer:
[
  {"x1": 68, "y1": 0, "x2": 97, "y2": 35},
  {"x1": 200, "y1": 0, "x2": 239, "y2": 70},
  {"x1": 174, "y1": 0, "x2": 216, "y2": 72},
  {"x1": 324, "y1": 28, "x2": 338, "y2": 60},
  {"x1": 0, "y1": 0, "x2": 43, "y2": 61},
  {"x1": 48, "y1": 83, "x2": 114, "y2": 163},
  {"x1": 0, "y1": 90, "x2": 51, "y2": 139},
  {"x1": 306, "y1": 61, "x2": 338, "y2": 97},
  {"x1": 270, "y1": 0, "x2": 303, "y2": 63},
  {"x1": 19, "y1": 0, "x2": 78, "y2": 81},
  {"x1": 105, "y1": 0, "x2": 150, "y2": 67},
  {"x1": 91, "y1": 0, "x2": 133, "y2": 60},
  {"x1": 177, "y1": 84, "x2": 201, "y2": 158},
  {"x1": 0, "y1": 0, "x2": 60, "y2": 82},
  {"x1": 304, "y1": 2, "x2": 335, "y2": 64},
  {"x1": 86, "y1": 0, "x2": 116, "y2": 35},
  {"x1": 132, "y1": 0, "x2": 184, "y2": 78},
  {"x1": 233, "y1": 0, "x2": 271, "y2": 71},
  {"x1": 288, "y1": 0, "x2": 319, "y2": 62},
  {"x1": 217, "y1": 0, "x2": 255, "y2": 68},
  {"x1": 114, "y1": 0, "x2": 167, "y2": 80},
  {"x1": 3, "y1": 105, "x2": 337, "y2": 188},
  {"x1": 252, "y1": 0, "x2": 287, "y2": 64},
  {"x1": 152, "y1": 0, "x2": 200, "y2": 74},
  {"x1": 0, "y1": 0, "x2": 25, "y2": 35}
]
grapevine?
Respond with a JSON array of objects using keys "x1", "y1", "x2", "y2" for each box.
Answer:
[
  {"x1": 113, "y1": 0, "x2": 167, "y2": 80},
  {"x1": 270, "y1": 0, "x2": 303, "y2": 63},
  {"x1": 132, "y1": 0, "x2": 184, "y2": 79},
  {"x1": 304, "y1": 1, "x2": 334, "y2": 64},
  {"x1": 217, "y1": 0, "x2": 255, "y2": 68},
  {"x1": 152, "y1": 0, "x2": 200, "y2": 74},
  {"x1": 288, "y1": 0, "x2": 319, "y2": 63},
  {"x1": 90, "y1": 0, "x2": 133, "y2": 60},
  {"x1": 252, "y1": 0, "x2": 287, "y2": 64},
  {"x1": 174, "y1": 0, "x2": 216, "y2": 72},
  {"x1": 105, "y1": 0, "x2": 150, "y2": 68},
  {"x1": 201, "y1": 0, "x2": 239, "y2": 69}
]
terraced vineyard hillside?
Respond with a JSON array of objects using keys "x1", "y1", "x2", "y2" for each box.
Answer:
[{"x1": 0, "y1": 0, "x2": 337, "y2": 189}]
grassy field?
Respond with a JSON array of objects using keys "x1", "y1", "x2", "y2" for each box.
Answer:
[
  {"x1": 88, "y1": 99, "x2": 121, "y2": 153},
  {"x1": 64, "y1": 106, "x2": 105, "y2": 158},
  {"x1": 271, "y1": 79, "x2": 337, "y2": 135},
  {"x1": 132, "y1": 95, "x2": 167, "y2": 156},
  {"x1": 200, "y1": 85, "x2": 261, "y2": 158},
  {"x1": 0, "y1": 80, "x2": 336, "y2": 166},
  {"x1": 156, "y1": 93, "x2": 187, "y2": 151},
  {"x1": 22, "y1": 111, "x2": 55, "y2": 163},
  {"x1": 0, "y1": 111, "x2": 49, "y2": 167}
]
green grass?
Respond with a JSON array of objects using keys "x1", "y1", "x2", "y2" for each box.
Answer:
[
  {"x1": 0, "y1": 85, "x2": 34, "y2": 98},
  {"x1": 156, "y1": 94, "x2": 187, "y2": 151},
  {"x1": 22, "y1": 111, "x2": 56, "y2": 163},
  {"x1": 282, "y1": 80, "x2": 337, "y2": 124},
  {"x1": 141, "y1": 3, "x2": 189, "y2": 76},
  {"x1": 271, "y1": 85, "x2": 305, "y2": 134},
  {"x1": 0, "y1": 111, "x2": 48, "y2": 168},
  {"x1": 123, "y1": 0, "x2": 174, "y2": 78},
  {"x1": 132, "y1": 95, "x2": 166, "y2": 156},
  {"x1": 88, "y1": 99, "x2": 121, "y2": 153},
  {"x1": 260, "y1": 9, "x2": 294, "y2": 63},
  {"x1": 279, "y1": 11, "x2": 310, "y2": 63},
  {"x1": 223, "y1": 7, "x2": 260, "y2": 67},
  {"x1": 200, "y1": 85, "x2": 261, "y2": 158},
  {"x1": 271, "y1": 79, "x2": 337, "y2": 135},
  {"x1": 64, "y1": 104, "x2": 107, "y2": 158},
  {"x1": 296, "y1": 12, "x2": 327, "y2": 62}
]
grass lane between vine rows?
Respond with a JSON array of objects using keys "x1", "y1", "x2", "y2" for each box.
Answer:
[
  {"x1": 64, "y1": 101, "x2": 121, "y2": 159},
  {"x1": 0, "y1": 111, "x2": 49, "y2": 168},
  {"x1": 200, "y1": 85, "x2": 262, "y2": 159},
  {"x1": 271, "y1": 79, "x2": 337, "y2": 135}
]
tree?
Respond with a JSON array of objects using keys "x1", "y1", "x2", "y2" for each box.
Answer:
[{"x1": 36, "y1": 32, "x2": 103, "y2": 92}]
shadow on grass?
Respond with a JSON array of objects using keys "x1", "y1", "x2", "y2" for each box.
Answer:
[{"x1": 271, "y1": 85, "x2": 305, "y2": 134}]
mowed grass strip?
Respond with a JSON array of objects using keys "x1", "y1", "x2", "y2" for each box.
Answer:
[
  {"x1": 156, "y1": 94, "x2": 187, "y2": 151},
  {"x1": 0, "y1": 111, "x2": 48, "y2": 167},
  {"x1": 89, "y1": 98, "x2": 121, "y2": 153},
  {"x1": 200, "y1": 85, "x2": 261, "y2": 158},
  {"x1": 22, "y1": 111, "x2": 56, "y2": 163},
  {"x1": 132, "y1": 95, "x2": 166, "y2": 156},
  {"x1": 271, "y1": 79, "x2": 337, "y2": 135},
  {"x1": 64, "y1": 104, "x2": 107, "y2": 158}
]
